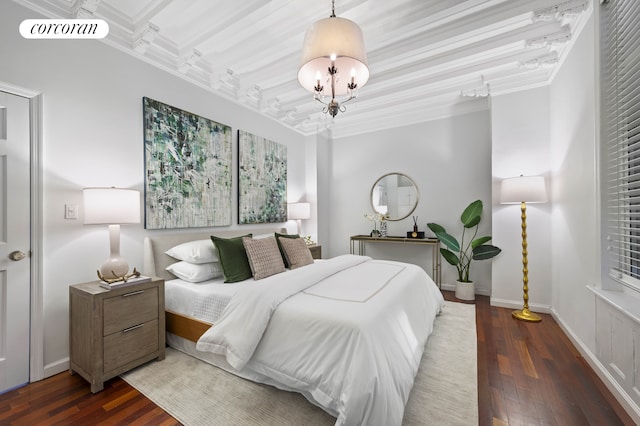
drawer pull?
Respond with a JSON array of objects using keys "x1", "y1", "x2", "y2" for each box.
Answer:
[
  {"x1": 122, "y1": 323, "x2": 144, "y2": 333},
  {"x1": 122, "y1": 290, "x2": 145, "y2": 297}
]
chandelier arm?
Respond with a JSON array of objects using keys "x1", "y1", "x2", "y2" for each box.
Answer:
[{"x1": 314, "y1": 96, "x2": 328, "y2": 106}]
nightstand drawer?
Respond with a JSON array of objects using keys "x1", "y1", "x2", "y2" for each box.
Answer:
[
  {"x1": 103, "y1": 287, "x2": 158, "y2": 335},
  {"x1": 103, "y1": 318, "x2": 159, "y2": 373}
]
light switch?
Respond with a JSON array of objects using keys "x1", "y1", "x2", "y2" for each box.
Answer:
[{"x1": 65, "y1": 203, "x2": 78, "y2": 219}]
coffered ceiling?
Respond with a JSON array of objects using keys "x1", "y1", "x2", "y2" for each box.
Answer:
[{"x1": 14, "y1": 0, "x2": 591, "y2": 138}]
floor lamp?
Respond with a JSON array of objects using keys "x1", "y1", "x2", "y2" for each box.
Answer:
[{"x1": 500, "y1": 175, "x2": 547, "y2": 322}]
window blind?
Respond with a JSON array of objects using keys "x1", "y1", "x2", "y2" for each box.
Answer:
[{"x1": 603, "y1": 0, "x2": 640, "y2": 288}]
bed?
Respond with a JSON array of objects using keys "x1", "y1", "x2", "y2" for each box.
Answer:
[{"x1": 143, "y1": 230, "x2": 445, "y2": 426}]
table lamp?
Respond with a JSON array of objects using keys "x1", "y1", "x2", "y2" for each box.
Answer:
[
  {"x1": 287, "y1": 202, "x2": 311, "y2": 235},
  {"x1": 500, "y1": 175, "x2": 547, "y2": 322},
  {"x1": 83, "y1": 187, "x2": 140, "y2": 279}
]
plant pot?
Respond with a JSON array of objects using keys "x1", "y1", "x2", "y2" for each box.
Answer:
[{"x1": 455, "y1": 280, "x2": 475, "y2": 301}]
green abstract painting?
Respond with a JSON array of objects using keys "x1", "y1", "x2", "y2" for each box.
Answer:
[
  {"x1": 238, "y1": 130, "x2": 287, "y2": 224},
  {"x1": 144, "y1": 97, "x2": 232, "y2": 229}
]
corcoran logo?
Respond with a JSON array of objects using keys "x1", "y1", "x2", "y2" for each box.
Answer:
[{"x1": 19, "y1": 19, "x2": 109, "y2": 39}]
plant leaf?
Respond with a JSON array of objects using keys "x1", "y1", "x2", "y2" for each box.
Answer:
[
  {"x1": 472, "y1": 244, "x2": 502, "y2": 260},
  {"x1": 461, "y1": 200, "x2": 482, "y2": 227},
  {"x1": 472, "y1": 236, "x2": 492, "y2": 248},
  {"x1": 440, "y1": 248, "x2": 459, "y2": 266},
  {"x1": 435, "y1": 231, "x2": 460, "y2": 252},
  {"x1": 464, "y1": 215, "x2": 481, "y2": 228},
  {"x1": 427, "y1": 222, "x2": 446, "y2": 235}
]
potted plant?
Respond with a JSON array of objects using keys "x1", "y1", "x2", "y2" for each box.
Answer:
[{"x1": 427, "y1": 200, "x2": 501, "y2": 301}]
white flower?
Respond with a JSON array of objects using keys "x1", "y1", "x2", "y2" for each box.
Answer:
[{"x1": 364, "y1": 212, "x2": 387, "y2": 222}]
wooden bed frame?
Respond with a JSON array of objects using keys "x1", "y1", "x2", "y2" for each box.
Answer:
[{"x1": 142, "y1": 228, "x2": 286, "y2": 343}]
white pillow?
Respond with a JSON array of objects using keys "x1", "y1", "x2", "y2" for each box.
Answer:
[
  {"x1": 165, "y1": 239, "x2": 218, "y2": 264},
  {"x1": 253, "y1": 233, "x2": 275, "y2": 240},
  {"x1": 166, "y1": 261, "x2": 223, "y2": 283}
]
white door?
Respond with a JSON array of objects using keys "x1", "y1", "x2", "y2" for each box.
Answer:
[{"x1": 0, "y1": 91, "x2": 31, "y2": 393}]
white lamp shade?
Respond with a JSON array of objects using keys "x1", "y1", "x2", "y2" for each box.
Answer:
[
  {"x1": 288, "y1": 202, "x2": 311, "y2": 220},
  {"x1": 83, "y1": 188, "x2": 141, "y2": 224},
  {"x1": 500, "y1": 176, "x2": 548, "y2": 204},
  {"x1": 298, "y1": 16, "x2": 369, "y2": 95}
]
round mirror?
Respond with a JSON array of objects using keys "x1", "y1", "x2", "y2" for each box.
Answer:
[{"x1": 370, "y1": 173, "x2": 419, "y2": 221}]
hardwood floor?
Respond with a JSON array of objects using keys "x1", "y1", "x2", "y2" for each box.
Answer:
[{"x1": 0, "y1": 291, "x2": 635, "y2": 425}]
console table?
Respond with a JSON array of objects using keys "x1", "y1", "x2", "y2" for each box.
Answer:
[{"x1": 350, "y1": 235, "x2": 441, "y2": 287}]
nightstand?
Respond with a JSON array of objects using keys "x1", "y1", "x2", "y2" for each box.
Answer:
[
  {"x1": 308, "y1": 244, "x2": 322, "y2": 259},
  {"x1": 69, "y1": 278, "x2": 165, "y2": 393}
]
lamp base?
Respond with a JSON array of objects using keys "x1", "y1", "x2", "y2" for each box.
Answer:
[
  {"x1": 512, "y1": 308, "x2": 542, "y2": 322},
  {"x1": 100, "y1": 257, "x2": 129, "y2": 280}
]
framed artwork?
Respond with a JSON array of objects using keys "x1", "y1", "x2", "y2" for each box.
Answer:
[
  {"x1": 143, "y1": 97, "x2": 233, "y2": 229},
  {"x1": 238, "y1": 130, "x2": 287, "y2": 224}
]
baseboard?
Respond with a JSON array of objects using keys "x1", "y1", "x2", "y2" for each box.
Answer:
[
  {"x1": 551, "y1": 308, "x2": 640, "y2": 425},
  {"x1": 43, "y1": 357, "x2": 69, "y2": 379},
  {"x1": 490, "y1": 297, "x2": 553, "y2": 314}
]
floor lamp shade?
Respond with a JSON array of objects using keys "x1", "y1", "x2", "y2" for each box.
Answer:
[
  {"x1": 500, "y1": 176, "x2": 547, "y2": 204},
  {"x1": 288, "y1": 202, "x2": 311, "y2": 235},
  {"x1": 500, "y1": 175, "x2": 547, "y2": 323},
  {"x1": 83, "y1": 188, "x2": 140, "y2": 279}
]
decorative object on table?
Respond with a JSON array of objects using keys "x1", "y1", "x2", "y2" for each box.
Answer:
[
  {"x1": 98, "y1": 268, "x2": 152, "y2": 290},
  {"x1": 288, "y1": 202, "x2": 311, "y2": 234},
  {"x1": 238, "y1": 130, "x2": 287, "y2": 224},
  {"x1": 407, "y1": 215, "x2": 425, "y2": 238},
  {"x1": 364, "y1": 212, "x2": 386, "y2": 237},
  {"x1": 379, "y1": 219, "x2": 388, "y2": 237},
  {"x1": 500, "y1": 175, "x2": 548, "y2": 322},
  {"x1": 427, "y1": 200, "x2": 502, "y2": 301},
  {"x1": 143, "y1": 97, "x2": 232, "y2": 229},
  {"x1": 297, "y1": 0, "x2": 369, "y2": 118},
  {"x1": 83, "y1": 187, "x2": 141, "y2": 280},
  {"x1": 303, "y1": 235, "x2": 315, "y2": 245},
  {"x1": 371, "y1": 173, "x2": 419, "y2": 221}
]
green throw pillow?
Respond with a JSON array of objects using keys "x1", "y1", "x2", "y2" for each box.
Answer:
[
  {"x1": 211, "y1": 234, "x2": 253, "y2": 283},
  {"x1": 275, "y1": 232, "x2": 300, "y2": 268}
]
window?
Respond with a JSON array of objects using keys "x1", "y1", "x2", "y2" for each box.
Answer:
[{"x1": 602, "y1": 0, "x2": 640, "y2": 290}]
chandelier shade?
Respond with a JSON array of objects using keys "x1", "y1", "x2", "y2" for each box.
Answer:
[{"x1": 298, "y1": 16, "x2": 369, "y2": 96}]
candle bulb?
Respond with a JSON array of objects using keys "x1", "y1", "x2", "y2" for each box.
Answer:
[{"x1": 351, "y1": 68, "x2": 356, "y2": 84}]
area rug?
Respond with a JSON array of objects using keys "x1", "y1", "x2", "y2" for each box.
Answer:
[{"x1": 122, "y1": 301, "x2": 477, "y2": 425}]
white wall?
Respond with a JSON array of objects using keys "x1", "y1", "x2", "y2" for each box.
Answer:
[
  {"x1": 327, "y1": 110, "x2": 494, "y2": 293},
  {"x1": 490, "y1": 13, "x2": 598, "y2": 339},
  {"x1": 491, "y1": 88, "x2": 553, "y2": 309},
  {"x1": 549, "y1": 14, "x2": 598, "y2": 354},
  {"x1": 1, "y1": 2, "x2": 308, "y2": 376}
]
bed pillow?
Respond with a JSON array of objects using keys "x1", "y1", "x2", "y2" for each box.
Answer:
[
  {"x1": 211, "y1": 234, "x2": 253, "y2": 283},
  {"x1": 278, "y1": 236, "x2": 314, "y2": 270},
  {"x1": 165, "y1": 239, "x2": 218, "y2": 264},
  {"x1": 166, "y1": 261, "x2": 223, "y2": 283},
  {"x1": 275, "y1": 232, "x2": 300, "y2": 268},
  {"x1": 242, "y1": 236, "x2": 285, "y2": 280}
]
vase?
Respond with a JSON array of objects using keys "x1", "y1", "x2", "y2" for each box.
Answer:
[
  {"x1": 379, "y1": 221, "x2": 388, "y2": 237},
  {"x1": 455, "y1": 280, "x2": 475, "y2": 301}
]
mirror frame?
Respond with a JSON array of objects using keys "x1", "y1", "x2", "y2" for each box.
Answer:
[{"x1": 370, "y1": 172, "x2": 419, "y2": 221}]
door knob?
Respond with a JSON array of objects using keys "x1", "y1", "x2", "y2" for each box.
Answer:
[{"x1": 9, "y1": 250, "x2": 26, "y2": 261}]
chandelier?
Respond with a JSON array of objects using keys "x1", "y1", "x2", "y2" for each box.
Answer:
[{"x1": 297, "y1": 0, "x2": 369, "y2": 118}]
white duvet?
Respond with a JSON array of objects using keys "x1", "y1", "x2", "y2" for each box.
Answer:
[{"x1": 196, "y1": 254, "x2": 444, "y2": 426}]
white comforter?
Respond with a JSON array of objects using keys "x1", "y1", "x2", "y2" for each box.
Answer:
[{"x1": 196, "y1": 254, "x2": 444, "y2": 426}]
